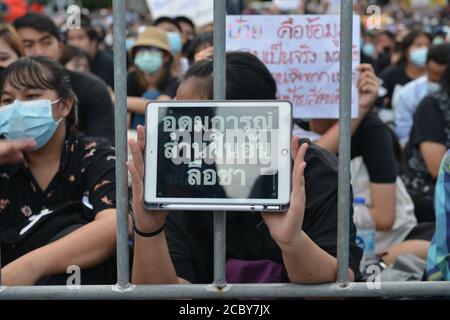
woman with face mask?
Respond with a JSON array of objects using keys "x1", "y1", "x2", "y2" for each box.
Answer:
[
  {"x1": 379, "y1": 30, "x2": 431, "y2": 109},
  {"x1": 154, "y1": 16, "x2": 187, "y2": 77},
  {"x1": 0, "y1": 57, "x2": 118, "y2": 286},
  {"x1": 128, "y1": 52, "x2": 363, "y2": 286},
  {"x1": 126, "y1": 26, "x2": 179, "y2": 129}
]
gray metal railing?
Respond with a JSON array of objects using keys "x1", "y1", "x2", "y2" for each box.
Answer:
[{"x1": 1, "y1": 0, "x2": 449, "y2": 299}]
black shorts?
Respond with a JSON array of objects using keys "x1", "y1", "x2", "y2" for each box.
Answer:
[{"x1": 405, "y1": 222, "x2": 435, "y2": 242}]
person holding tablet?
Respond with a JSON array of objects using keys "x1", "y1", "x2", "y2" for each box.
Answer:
[{"x1": 128, "y1": 52, "x2": 363, "y2": 285}]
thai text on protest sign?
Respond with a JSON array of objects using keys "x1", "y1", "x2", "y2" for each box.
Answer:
[{"x1": 226, "y1": 15, "x2": 361, "y2": 119}]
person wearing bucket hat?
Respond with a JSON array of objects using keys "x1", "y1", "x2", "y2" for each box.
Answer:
[{"x1": 126, "y1": 26, "x2": 180, "y2": 129}]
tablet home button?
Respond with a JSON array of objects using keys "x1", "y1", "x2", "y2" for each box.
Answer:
[{"x1": 281, "y1": 149, "x2": 288, "y2": 156}]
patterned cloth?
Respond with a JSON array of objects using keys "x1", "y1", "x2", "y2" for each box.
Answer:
[
  {"x1": 426, "y1": 150, "x2": 450, "y2": 281},
  {"x1": 402, "y1": 91, "x2": 450, "y2": 200}
]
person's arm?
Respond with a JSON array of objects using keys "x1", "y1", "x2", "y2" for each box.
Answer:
[
  {"x1": 411, "y1": 96, "x2": 448, "y2": 179},
  {"x1": 262, "y1": 137, "x2": 354, "y2": 283},
  {"x1": 420, "y1": 142, "x2": 447, "y2": 179},
  {"x1": 126, "y1": 97, "x2": 151, "y2": 115},
  {"x1": 128, "y1": 125, "x2": 187, "y2": 284},
  {"x1": 1, "y1": 210, "x2": 116, "y2": 286},
  {"x1": 314, "y1": 64, "x2": 380, "y2": 155},
  {"x1": 126, "y1": 95, "x2": 172, "y2": 115},
  {"x1": 368, "y1": 183, "x2": 396, "y2": 231},
  {"x1": 394, "y1": 88, "x2": 415, "y2": 145}
]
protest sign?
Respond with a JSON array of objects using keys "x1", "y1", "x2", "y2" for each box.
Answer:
[
  {"x1": 226, "y1": 15, "x2": 361, "y2": 119},
  {"x1": 146, "y1": 0, "x2": 213, "y2": 27}
]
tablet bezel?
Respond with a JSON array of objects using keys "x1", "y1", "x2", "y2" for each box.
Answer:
[{"x1": 143, "y1": 100, "x2": 293, "y2": 210}]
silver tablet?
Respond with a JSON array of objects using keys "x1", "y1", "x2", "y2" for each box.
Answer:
[{"x1": 144, "y1": 101, "x2": 292, "y2": 212}]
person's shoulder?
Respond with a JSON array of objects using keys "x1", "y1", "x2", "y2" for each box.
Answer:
[
  {"x1": 77, "y1": 135, "x2": 114, "y2": 150},
  {"x1": 74, "y1": 134, "x2": 115, "y2": 162},
  {"x1": 416, "y1": 94, "x2": 440, "y2": 116},
  {"x1": 67, "y1": 69, "x2": 109, "y2": 89},
  {"x1": 99, "y1": 49, "x2": 113, "y2": 61},
  {"x1": 359, "y1": 112, "x2": 387, "y2": 131},
  {"x1": 301, "y1": 139, "x2": 338, "y2": 175},
  {"x1": 380, "y1": 64, "x2": 402, "y2": 78},
  {"x1": 399, "y1": 75, "x2": 427, "y2": 93}
]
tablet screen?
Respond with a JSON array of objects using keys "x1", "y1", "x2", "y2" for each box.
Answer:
[{"x1": 156, "y1": 106, "x2": 280, "y2": 200}]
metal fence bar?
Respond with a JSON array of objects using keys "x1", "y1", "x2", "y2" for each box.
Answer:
[
  {"x1": 336, "y1": 0, "x2": 354, "y2": 285},
  {"x1": 113, "y1": 0, "x2": 130, "y2": 288},
  {"x1": 213, "y1": 0, "x2": 227, "y2": 289},
  {"x1": 0, "y1": 244, "x2": 2, "y2": 286},
  {"x1": 1, "y1": 282, "x2": 450, "y2": 300}
]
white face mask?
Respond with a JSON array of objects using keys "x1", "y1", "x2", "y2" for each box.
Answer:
[{"x1": 427, "y1": 81, "x2": 441, "y2": 94}]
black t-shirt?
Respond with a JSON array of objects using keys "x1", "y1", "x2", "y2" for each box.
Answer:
[
  {"x1": 163, "y1": 142, "x2": 363, "y2": 284},
  {"x1": 68, "y1": 70, "x2": 115, "y2": 143},
  {"x1": 0, "y1": 132, "x2": 116, "y2": 265},
  {"x1": 91, "y1": 50, "x2": 114, "y2": 89},
  {"x1": 127, "y1": 71, "x2": 180, "y2": 99},
  {"x1": 402, "y1": 94, "x2": 450, "y2": 196},
  {"x1": 379, "y1": 64, "x2": 412, "y2": 108},
  {"x1": 351, "y1": 113, "x2": 398, "y2": 184}
]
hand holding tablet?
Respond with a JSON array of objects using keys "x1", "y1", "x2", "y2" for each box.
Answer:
[{"x1": 143, "y1": 101, "x2": 294, "y2": 212}]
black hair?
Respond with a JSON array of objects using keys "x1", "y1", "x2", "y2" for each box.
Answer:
[
  {"x1": 186, "y1": 32, "x2": 213, "y2": 65},
  {"x1": 377, "y1": 30, "x2": 395, "y2": 41},
  {"x1": 183, "y1": 51, "x2": 277, "y2": 100},
  {"x1": 153, "y1": 16, "x2": 182, "y2": 33},
  {"x1": 13, "y1": 13, "x2": 61, "y2": 42},
  {"x1": 427, "y1": 43, "x2": 450, "y2": 65},
  {"x1": 73, "y1": 14, "x2": 100, "y2": 44},
  {"x1": 183, "y1": 58, "x2": 214, "y2": 99},
  {"x1": 60, "y1": 44, "x2": 91, "y2": 66},
  {"x1": 0, "y1": 56, "x2": 78, "y2": 132},
  {"x1": 397, "y1": 29, "x2": 432, "y2": 66},
  {"x1": 175, "y1": 16, "x2": 196, "y2": 30}
]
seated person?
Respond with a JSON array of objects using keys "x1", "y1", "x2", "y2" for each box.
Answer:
[
  {"x1": 128, "y1": 52, "x2": 362, "y2": 285},
  {"x1": 127, "y1": 26, "x2": 179, "y2": 129},
  {"x1": 394, "y1": 44, "x2": 450, "y2": 146},
  {"x1": 13, "y1": 13, "x2": 115, "y2": 143},
  {"x1": 0, "y1": 57, "x2": 117, "y2": 285},
  {"x1": 378, "y1": 30, "x2": 431, "y2": 109},
  {"x1": 426, "y1": 150, "x2": 450, "y2": 281},
  {"x1": 66, "y1": 14, "x2": 114, "y2": 88},
  {"x1": 60, "y1": 45, "x2": 91, "y2": 74},
  {"x1": 402, "y1": 63, "x2": 450, "y2": 223},
  {"x1": 308, "y1": 64, "x2": 434, "y2": 267}
]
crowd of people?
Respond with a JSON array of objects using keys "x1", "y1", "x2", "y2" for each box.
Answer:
[{"x1": 0, "y1": 0, "x2": 449, "y2": 290}]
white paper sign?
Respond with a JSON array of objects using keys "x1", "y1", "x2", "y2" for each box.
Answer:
[
  {"x1": 226, "y1": 15, "x2": 361, "y2": 119},
  {"x1": 146, "y1": 0, "x2": 213, "y2": 28}
]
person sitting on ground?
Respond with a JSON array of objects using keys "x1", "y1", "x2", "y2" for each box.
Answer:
[
  {"x1": 128, "y1": 52, "x2": 362, "y2": 285},
  {"x1": 0, "y1": 57, "x2": 117, "y2": 286},
  {"x1": 394, "y1": 43, "x2": 450, "y2": 146},
  {"x1": 306, "y1": 64, "x2": 434, "y2": 267},
  {"x1": 13, "y1": 13, "x2": 115, "y2": 143}
]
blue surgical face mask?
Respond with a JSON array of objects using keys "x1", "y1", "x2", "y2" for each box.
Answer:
[
  {"x1": 427, "y1": 81, "x2": 441, "y2": 94},
  {"x1": 134, "y1": 50, "x2": 164, "y2": 75},
  {"x1": 126, "y1": 38, "x2": 136, "y2": 51},
  {"x1": 410, "y1": 47, "x2": 428, "y2": 68},
  {"x1": 0, "y1": 99, "x2": 62, "y2": 150},
  {"x1": 167, "y1": 32, "x2": 182, "y2": 55},
  {"x1": 362, "y1": 43, "x2": 376, "y2": 57}
]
